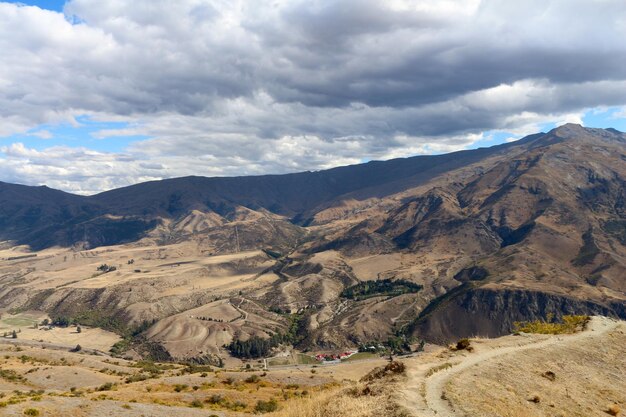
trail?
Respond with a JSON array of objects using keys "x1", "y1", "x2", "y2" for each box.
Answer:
[{"x1": 402, "y1": 316, "x2": 619, "y2": 417}]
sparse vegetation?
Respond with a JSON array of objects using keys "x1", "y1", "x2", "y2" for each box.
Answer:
[
  {"x1": 0, "y1": 369, "x2": 26, "y2": 383},
  {"x1": 451, "y1": 338, "x2": 473, "y2": 352},
  {"x1": 513, "y1": 314, "x2": 590, "y2": 334},
  {"x1": 96, "y1": 264, "x2": 117, "y2": 273},
  {"x1": 207, "y1": 394, "x2": 224, "y2": 404},
  {"x1": 190, "y1": 399, "x2": 203, "y2": 408},
  {"x1": 96, "y1": 382, "x2": 116, "y2": 391},
  {"x1": 245, "y1": 374, "x2": 261, "y2": 383},
  {"x1": 254, "y1": 398, "x2": 278, "y2": 413},
  {"x1": 425, "y1": 362, "x2": 453, "y2": 377},
  {"x1": 173, "y1": 384, "x2": 188, "y2": 392},
  {"x1": 361, "y1": 361, "x2": 406, "y2": 382}
]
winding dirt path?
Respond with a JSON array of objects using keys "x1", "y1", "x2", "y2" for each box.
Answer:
[{"x1": 401, "y1": 316, "x2": 620, "y2": 417}]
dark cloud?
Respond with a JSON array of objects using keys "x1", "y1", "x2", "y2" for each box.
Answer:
[{"x1": 0, "y1": 0, "x2": 625, "y2": 193}]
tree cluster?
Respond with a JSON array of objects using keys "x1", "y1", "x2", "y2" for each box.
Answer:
[
  {"x1": 226, "y1": 313, "x2": 304, "y2": 359},
  {"x1": 341, "y1": 278, "x2": 422, "y2": 300},
  {"x1": 196, "y1": 316, "x2": 224, "y2": 323},
  {"x1": 227, "y1": 335, "x2": 279, "y2": 359}
]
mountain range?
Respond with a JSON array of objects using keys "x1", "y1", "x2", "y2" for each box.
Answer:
[{"x1": 0, "y1": 124, "x2": 624, "y2": 361}]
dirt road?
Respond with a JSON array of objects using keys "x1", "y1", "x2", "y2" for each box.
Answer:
[{"x1": 401, "y1": 316, "x2": 620, "y2": 417}]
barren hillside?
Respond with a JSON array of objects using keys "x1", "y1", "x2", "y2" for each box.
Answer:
[{"x1": 0, "y1": 124, "x2": 624, "y2": 362}]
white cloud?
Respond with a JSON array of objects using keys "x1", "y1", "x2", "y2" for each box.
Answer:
[{"x1": 0, "y1": 0, "x2": 625, "y2": 192}]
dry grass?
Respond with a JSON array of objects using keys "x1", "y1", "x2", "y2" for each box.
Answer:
[
  {"x1": 269, "y1": 385, "x2": 408, "y2": 417},
  {"x1": 0, "y1": 342, "x2": 355, "y2": 416},
  {"x1": 446, "y1": 319, "x2": 625, "y2": 417},
  {"x1": 269, "y1": 361, "x2": 410, "y2": 417},
  {"x1": 425, "y1": 362, "x2": 453, "y2": 377}
]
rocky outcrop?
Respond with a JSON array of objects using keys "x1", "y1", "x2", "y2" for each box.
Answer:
[{"x1": 412, "y1": 287, "x2": 626, "y2": 344}]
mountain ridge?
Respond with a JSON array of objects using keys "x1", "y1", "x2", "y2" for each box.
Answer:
[
  {"x1": 3, "y1": 125, "x2": 617, "y2": 250},
  {"x1": 0, "y1": 124, "x2": 624, "y2": 360}
]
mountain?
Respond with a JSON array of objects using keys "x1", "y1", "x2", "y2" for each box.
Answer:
[
  {"x1": 0, "y1": 124, "x2": 624, "y2": 361},
  {"x1": 0, "y1": 132, "x2": 542, "y2": 250}
]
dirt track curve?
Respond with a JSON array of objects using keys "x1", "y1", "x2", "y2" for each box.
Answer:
[{"x1": 401, "y1": 316, "x2": 620, "y2": 417}]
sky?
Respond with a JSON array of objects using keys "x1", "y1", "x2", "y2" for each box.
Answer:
[{"x1": 1, "y1": 1, "x2": 626, "y2": 194}]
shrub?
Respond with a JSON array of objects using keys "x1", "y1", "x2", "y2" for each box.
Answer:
[
  {"x1": 514, "y1": 315, "x2": 590, "y2": 334},
  {"x1": 96, "y1": 382, "x2": 115, "y2": 391},
  {"x1": 24, "y1": 409, "x2": 40, "y2": 416},
  {"x1": 361, "y1": 361, "x2": 406, "y2": 382},
  {"x1": 245, "y1": 374, "x2": 260, "y2": 383},
  {"x1": 207, "y1": 394, "x2": 223, "y2": 405},
  {"x1": 97, "y1": 264, "x2": 117, "y2": 273},
  {"x1": 455, "y1": 338, "x2": 471, "y2": 351},
  {"x1": 125, "y1": 374, "x2": 149, "y2": 383},
  {"x1": 190, "y1": 399, "x2": 203, "y2": 408},
  {"x1": 254, "y1": 398, "x2": 278, "y2": 413},
  {"x1": 456, "y1": 339, "x2": 469, "y2": 350},
  {"x1": 228, "y1": 400, "x2": 247, "y2": 410}
]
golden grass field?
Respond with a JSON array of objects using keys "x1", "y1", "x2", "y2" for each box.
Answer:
[{"x1": 0, "y1": 316, "x2": 622, "y2": 417}]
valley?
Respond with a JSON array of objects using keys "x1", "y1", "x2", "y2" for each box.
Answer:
[{"x1": 0, "y1": 125, "x2": 625, "y2": 416}]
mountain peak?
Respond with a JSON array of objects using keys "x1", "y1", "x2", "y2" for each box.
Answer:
[
  {"x1": 539, "y1": 124, "x2": 625, "y2": 146},
  {"x1": 549, "y1": 123, "x2": 587, "y2": 137}
]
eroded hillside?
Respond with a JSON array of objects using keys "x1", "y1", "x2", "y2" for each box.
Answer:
[{"x1": 0, "y1": 124, "x2": 624, "y2": 363}]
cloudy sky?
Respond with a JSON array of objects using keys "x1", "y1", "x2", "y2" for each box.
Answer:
[{"x1": 1, "y1": 0, "x2": 626, "y2": 194}]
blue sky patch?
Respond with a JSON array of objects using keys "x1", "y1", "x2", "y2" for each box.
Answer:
[
  {"x1": 2, "y1": 115, "x2": 149, "y2": 153},
  {"x1": 5, "y1": 0, "x2": 65, "y2": 11}
]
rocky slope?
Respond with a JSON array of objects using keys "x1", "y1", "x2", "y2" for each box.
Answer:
[{"x1": 0, "y1": 124, "x2": 624, "y2": 360}]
